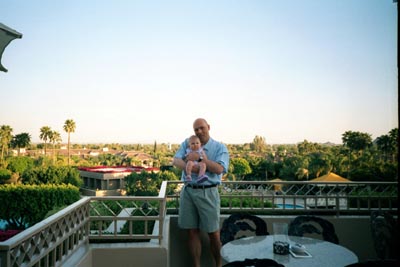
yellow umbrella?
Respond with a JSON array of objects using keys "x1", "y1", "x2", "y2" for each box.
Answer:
[
  {"x1": 309, "y1": 172, "x2": 350, "y2": 182},
  {"x1": 268, "y1": 178, "x2": 284, "y2": 191}
]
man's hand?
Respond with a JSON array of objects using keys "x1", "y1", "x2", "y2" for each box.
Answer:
[
  {"x1": 185, "y1": 151, "x2": 201, "y2": 162},
  {"x1": 199, "y1": 151, "x2": 208, "y2": 162}
]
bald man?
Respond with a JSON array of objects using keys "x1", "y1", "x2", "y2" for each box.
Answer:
[{"x1": 173, "y1": 118, "x2": 230, "y2": 267}]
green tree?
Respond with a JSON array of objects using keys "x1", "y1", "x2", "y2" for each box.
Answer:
[
  {"x1": 376, "y1": 134, "x2": 392, "y2": 161},
  {"x1": 39, "y1": 126, "x2": 52, "y2": 156},
  {"x1": 98, "y1": 153, "x2": 120, "y2": 166},
  {"x1": 0, "y1": 168, "x2": 12, "y2": 183},
  {"x1": 342, "y1": 131, "x2": 372, "y2": 176},
  {"x1": 280, "y1": 155, "x2": 308, "y2": 180},
  {"x1": 388, "y1": 128, "x2": 398, "y2": 162},
  {"x1": 307, "y1": 152, "x2": 332, "y2": 178},
  {"x1": 21, "y1": 165, "x2": 82, "y2": 187},
  {"x1": 125, "y1": 170, "x2": 177, "y2": 196},
  {"x1": 157, "y1": 170, "x2": 179, "y2": 194},
  {"x1": 244, "y1": 156, "x2": 266, "y2": 180},
  {"x1": 297, "y1": 140, "x2": 319, "y2": 155},
  {"x1": 6, "y1": 156, "x2": 34, "y2": 176},
  {"x1": 230, "y1": 158, "x2": 252, "y2": 180},
  {"x1": 0, "y1": 125, "x2": 13, "y2": 166},
  {"x1": 275, "y1": 145, "x2": 289, "y2": 157},
  {"x1": 0, "y1": 184, "x2": 80, "y2": 229},
  {"x1": 376, "y1": 128, "x2": 398, "y2": 162},
  {"x1": 49, "y1": 131, "x2": 62, "y2": 164},
  {"x1": 34, "y1": 155, "x2": 53, "y2": 167},
  {"x1": 342, "y1": 131, "x2": 372, "y2": 152},
  {"x1": 125, "y1": 171, "x2": 161, "y2": 196},
  {"x1": 295, "y1": 168, "x2": 309, "y2": 180},
  {"x1": 10, "y1": 132, "x2": 31, "y2": 156},
  {"x1": 251, "y1": 135, "x2": 267, "y2": 153},
  {"x1": 63, "y1": 119, "x2": 76, "y2": 166},
  {"x1": 329, "y1": 145, "x2": 349, "y2": 177}
]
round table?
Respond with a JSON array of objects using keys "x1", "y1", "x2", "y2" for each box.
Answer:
[{"x1": 221, "y1": 235, "x2": 358, "y2": 267}]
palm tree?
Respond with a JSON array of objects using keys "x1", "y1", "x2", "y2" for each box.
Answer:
[
  {"x1": 39, "y1": 126, "x2": 52, "y2": 156},
  {"x1": 376, "y1": 135, "x2": 391, "y2": 161},
  {"x1": 295, "y1": 168, "x2": 309, "y2": 180},
  {"x1": 49, "y1": 130, "x2": 62, "y2": 164},
  {"x1": 0, "y1": 125, "x2": 13, "y2": 166},
  {"x1": 388, "y1": 128, "x2": 398, "y2": 162},
  {"x1": 63, "y1": 119, "x2": 76, "y2": 166},
  {"x1": 11, "y1": 132, "x2": 31, "y2": 156}
]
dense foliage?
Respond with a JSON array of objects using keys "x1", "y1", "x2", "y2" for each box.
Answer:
[
  {"x1": 21, "y1": 165, "x2": 82, "y2": 187},
  {"x1": 0, "y1": 184, "x2": 80, "y2": 229},
  {"x1": 225, "y1": 128, "x2": 398, "y2": 182},
  {"x1": 0, "y1": 168, "x2": 12, "y2": 183},
  {"x1": 125, "y1": 170, "x2": 179, "y2": 196},
  {"x1": 0, "y1": 122, "x2": 398, "y2": 184},
  {"x1": 0, "y1": 122, "x2": 397, "y2": 238}
]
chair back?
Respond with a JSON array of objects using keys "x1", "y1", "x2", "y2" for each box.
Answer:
[
  {"x1": 288, "y1": 215, "x2": 339, "y2": 244},
  {"x1": 370, "y1": 211, "x2": 399, "y2": 260},
  {"x1": 220, "y1": 213, "x2": 269, "y2": 245}
]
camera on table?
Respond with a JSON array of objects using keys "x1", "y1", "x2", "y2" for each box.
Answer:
[{"x1": 273, "y1": 241, "x2": 290, "y2": 255}]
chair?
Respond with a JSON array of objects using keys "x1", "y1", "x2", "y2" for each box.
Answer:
[
  {"x1": 220, "y1": 213, "x2": 269, "y2": 245},
  {"x1": 288, "y1": 215, "x2": 339, "y2": 244},
  {"x1": 370, "y1": 211, "x2": 399, "y2": 260},
  {"x1": 345, "y1": 259, "x2": 399, "y2": 267},
  {"x1": 223, "y1": 258, "x2": 285, "y2": 267}
]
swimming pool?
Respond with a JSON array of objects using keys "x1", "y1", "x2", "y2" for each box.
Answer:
[
  {"x1": 276, "y1": 204, "x2": 304, "y2": 209},
  {"x1": 0, "y1": 219, "x2": 7, "y2": 230}
]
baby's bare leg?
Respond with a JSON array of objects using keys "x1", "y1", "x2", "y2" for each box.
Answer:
[
  {"x1": 196, "y1": 162, "x2": 209, "y2": 183},
  {"x1": 185, "y1": 161, "x2": 194, "y2": 181},
  {"x1": 198, "y1": 162, "x2": 207, "y2": 177}
]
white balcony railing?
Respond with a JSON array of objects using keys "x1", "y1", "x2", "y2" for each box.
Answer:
[
  {"x1": 167, "y1": 181, "x2": 398, "y2": 215},
  {"x1": 0, "y1": 181, "x2": 168, "y2": 267},
  {"x1": 0, "y1": 197, "x2": 90, "y2": 267},
  {"x1": 0, "y1": 180, "x2": 397, "y2": 267}
]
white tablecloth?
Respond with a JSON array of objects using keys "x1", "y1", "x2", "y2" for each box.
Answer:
[{"x1": 221, "y1": 235, "x2": 358, "y2": 267}]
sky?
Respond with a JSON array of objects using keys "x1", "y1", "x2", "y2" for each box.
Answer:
[{"x1": 0, "y1": 0, "x2": 398, "y2": 145}]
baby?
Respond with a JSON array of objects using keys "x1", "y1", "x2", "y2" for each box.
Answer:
[{"x1": 184, "y1": 135, "x2": 208, "y2": 183}]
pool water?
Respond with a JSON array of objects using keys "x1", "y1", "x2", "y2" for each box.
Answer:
[
  {"x1": 276, "y1": 204, "x2": 304, "y2": 209},
  {"x1": 0, "y1": 219, "x2": 8, "y2": 230}
]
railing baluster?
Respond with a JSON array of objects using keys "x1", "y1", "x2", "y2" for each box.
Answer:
[{"x1": 1, "y1": 181, "x2": 396, "y2": 267}]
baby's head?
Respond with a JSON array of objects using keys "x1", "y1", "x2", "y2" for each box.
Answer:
[{"x1": 188, "y1": 135, "x2": 201, "y2": 150}]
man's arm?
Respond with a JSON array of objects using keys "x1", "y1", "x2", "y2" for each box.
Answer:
[
  {"x1": 173, "y1": 140, "x2": 228, "y2": 175},
  {"x1": 172, "y1": 157, "x2": 186, "y2": 170},
  {"x1": 173, "y1": 155, "x2": 203, "y2": 174},
  {"x1": 173, "y1": 140, "x2": 188, "y2": 171},
  {"x1": 173, "y1": 154, "x2": 223, "y2": 175},
  {"x1": 203, "y1": 158, "x2": 224, "y2": 175},
  {"x1": 174, "y1": 150, "x2": 201, "y2": 173}
]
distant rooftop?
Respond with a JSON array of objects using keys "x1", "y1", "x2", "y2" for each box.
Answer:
[{"x1": 78, "y1": 166, "x2": 159, "y2": 174}]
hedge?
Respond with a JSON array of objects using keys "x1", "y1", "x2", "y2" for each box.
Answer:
[{"x1": 0, "y1": 184, "x2": 81, "y2": 230}]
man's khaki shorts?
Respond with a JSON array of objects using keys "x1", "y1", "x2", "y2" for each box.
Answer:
[{"x1": 178, "y1": 185, "x2": 220, "y2": 233}]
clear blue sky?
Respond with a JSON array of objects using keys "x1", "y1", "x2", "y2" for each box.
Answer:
[{"x1": 0, "y1": 0, "x2": 398, "y2": 145}]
